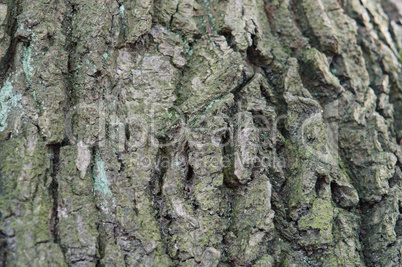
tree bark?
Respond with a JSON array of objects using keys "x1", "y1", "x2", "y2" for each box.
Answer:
[{"x1": 0, "y1": 0, "x2": 401, "y2": 266}]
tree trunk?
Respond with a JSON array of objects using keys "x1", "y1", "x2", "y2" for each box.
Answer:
[{"x1": 0, "y1": 0, "x2": 401, "y2": 266}]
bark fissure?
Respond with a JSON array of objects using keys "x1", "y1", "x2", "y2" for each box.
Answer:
[
  {"x1": 48, "y1": 144, "x2": 68, "y2": 265},
  {"x1": 0, "y1": 0, "x2": 20, "y2": 87}
]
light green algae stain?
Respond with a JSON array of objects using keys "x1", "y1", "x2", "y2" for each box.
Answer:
[
  {"x1": 93, "y1": 152, "x2": 112, "y2": 196},
  {"x1": 119, "y1": 5, "x2": 125, "y2": 18},
  {"x1": 205, "y1": 99, "x2": 221, "y2": 110},
  {"x1": 22, "y1": 46, "x2": 33, "y2": 83},
  {"x1": 0, "y1": 80, "x2": 22, "y2": 132},
  {"x1": 399, "y1": 51, "x2": 402, "y2": 64}
]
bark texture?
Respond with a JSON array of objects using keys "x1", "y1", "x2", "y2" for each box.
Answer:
[{"x1": 0, "y1": 0, "x2": 402, "y2": 266}]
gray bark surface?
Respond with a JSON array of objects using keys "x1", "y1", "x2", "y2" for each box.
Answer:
[{"x1": 0, "y1": 0, "x2": 402, "y2": 266}]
